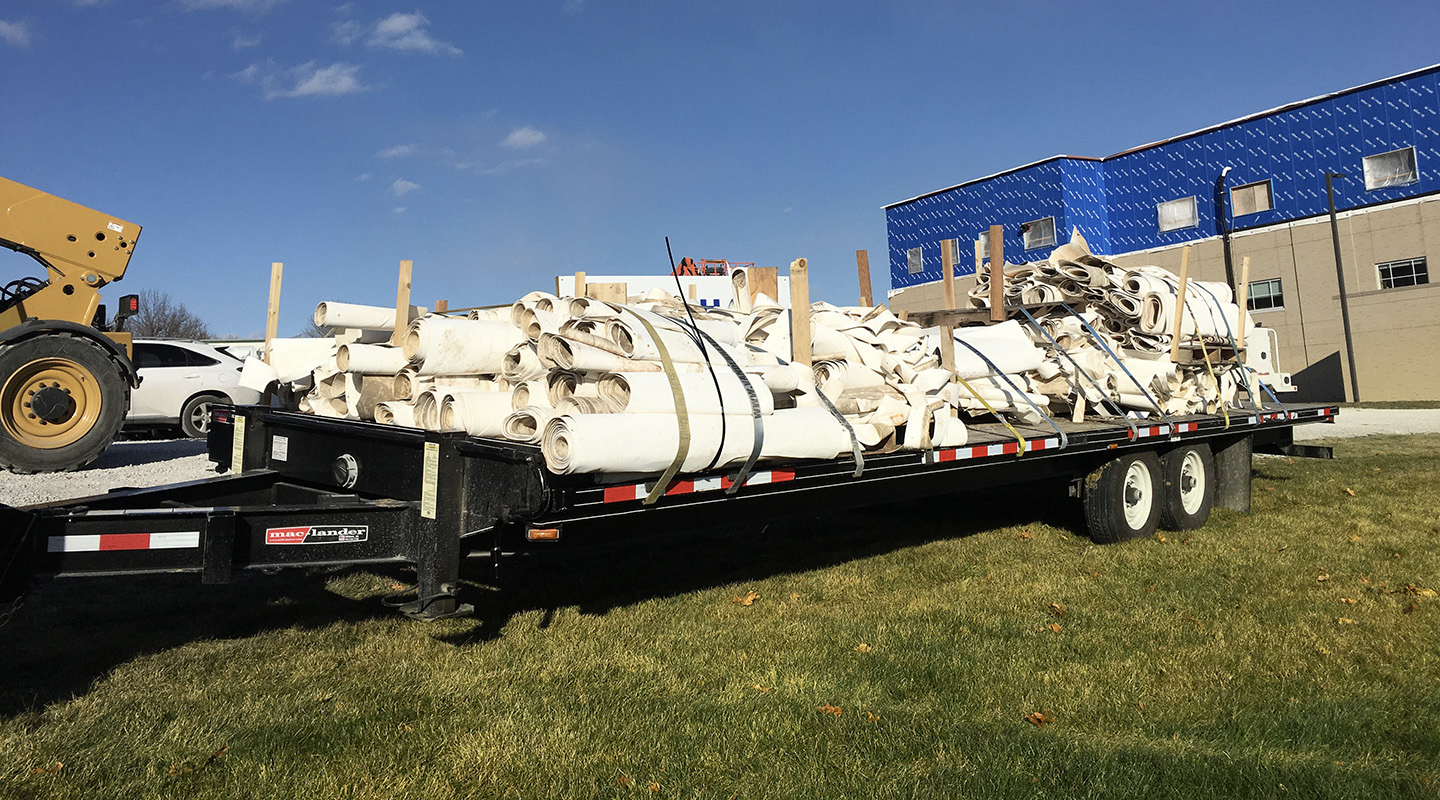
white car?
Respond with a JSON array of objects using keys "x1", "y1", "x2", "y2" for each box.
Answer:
[{"x1": 126, "y1": 340, "x2": 262, "y2": 438}]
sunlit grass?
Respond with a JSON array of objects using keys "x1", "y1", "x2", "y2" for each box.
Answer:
[{"x1": 1, "y1": 435, "x2": 1436, "y2": 799}]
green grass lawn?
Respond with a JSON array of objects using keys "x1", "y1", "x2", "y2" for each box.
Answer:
[{"x1": 1, "y1": 435, "x2": 1437, "y2": 799}]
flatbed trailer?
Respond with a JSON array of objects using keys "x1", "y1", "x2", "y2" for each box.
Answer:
[{"x1": 0, "y1": 402, "x2": 1340, "y2": 619}]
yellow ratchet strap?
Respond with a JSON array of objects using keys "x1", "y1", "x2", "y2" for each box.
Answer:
[
  {"x1": 951, "y1": 373, "x2": 1026, "y2": 456},
  {"x1": 624, "y1": 310, "x2": 692, "y2": 505}
]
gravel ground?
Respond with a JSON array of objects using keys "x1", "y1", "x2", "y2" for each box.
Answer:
[{"x1": 2, "y1": 408, "x2": 1436, "y2": 508}]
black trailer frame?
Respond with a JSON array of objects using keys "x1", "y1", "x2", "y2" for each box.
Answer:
[{"x1": 0, "y1": 402, "x2": 1339, "y2": 620}]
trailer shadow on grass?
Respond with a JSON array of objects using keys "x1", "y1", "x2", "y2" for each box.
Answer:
[
  {"x1": 0, "y1": 480, "x2": 1081, "y2": 715},
  {"x1": 444, "y1": 478, "x2": 1085, "y2": 646}
]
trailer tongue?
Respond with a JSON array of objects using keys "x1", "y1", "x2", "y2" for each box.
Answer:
[{"x1": 0, "y1": 401, "x2": 1338, "y2": 621}]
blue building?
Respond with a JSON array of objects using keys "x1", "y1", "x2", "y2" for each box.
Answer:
[{"x1": 886, "y1": 63, "x2": 1439, "y2": 290}]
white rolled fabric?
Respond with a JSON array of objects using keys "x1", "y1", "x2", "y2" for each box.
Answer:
[
  {"x1": 743, "y1": 363, "x2": 812, "y2": 395},
  {"x1": 510, "y1": 291, "x2": 560, "y2": 326},
  {"x1": 268, "y1": 338, "x2": 337, "y2": 384},
  {"x1": 467, "y1": 307, "x2": 505, "y2": 322},
  {"x1": 598, "y1": 370, "x2": 775, "y2": 416},
  {"x1": 337, "y1": 343, "x2": 409, "y2": 374},
  {"x1": 910, "y1": 368, "x2": 954, "y2": 394},
  {"x1": 810, "y1": 324, "x2": 862, "y2": 363},
  {"x1": 439, "y1": 390, "x2": 513, "y2": 437},
  {"x1": 812, "y1": 359, "x2": 885, "y2": 396},
  {"x1": 604, "y1": 312, "x2": 709, "y2": 363},
  {"x1": 931, "y1": 320, "x2": 1045, "y2": 379},
  {"x1": 539, "y1": 333, "x2": 660, "y2": 374},
  {"x1": 352, "y1": 375, "x2": 396, "y2": 421},
  {"x1": 546, "y1": 370, "x2": 601, "y2": 406},
  {"x1": 555, "y1": 395, "x2": 619, "y2": 415},
  {"x1": 374, "y1": 401, "x2": 417, "y2": 427},
  {"x1": 503, "y1": 406, "x2": 557, "y2": 443},
  {"x1": 238, "y1": 356, "x2": 279, "y2": 392},
  {"x1": 1139, "y1": 293, "x2": 1241, "y2": 339},
  {"x1": 314, "y1": 301, "x2": 426, "y2": 331},
  {"x1": 540, "y1": 407, "x2": 851, "y2": 474},
  {"x1": 403, "y1": 317, "x2": 523, "y2": 375},
  {"x1": 1107, "y1": 290, "x2": 1145, "y2": 319},
  {"x1": 501, "y1": 343, "x2": 547, "y2": 382},
  {"x1": 520, "y1": 307, "x2": 566, "y2": 343},
  {"x1": 731, "y1": 268, "x2": 754, "y2": 313},
  {"x1": 901, "y1": 395, "x2": 968, "y2": 450},
  {"x1": 511, "y1": 379, "x2": 552, "y2": 410},
  {"x1": 415, "y1": 385, "x2": 505, "y2": 431},
  {"x1": 568, "y1": 297, "x2": 623, "y2": 319},
  {"x1": 395, "y1": 372, "x2": 499, "y2": 400}
]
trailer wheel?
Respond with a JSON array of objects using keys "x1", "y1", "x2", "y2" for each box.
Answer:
[
  {"x1": 1159, "y1": 444, "x2": 1215, "y2": 531},
  {"x1": 0, "y1": 333, "x2": 128, "y2": 473},
  {"x1": 1083, "y1": 451, "x2": 1162, "y2": 543}
]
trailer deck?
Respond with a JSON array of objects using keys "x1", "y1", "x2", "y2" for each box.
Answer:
[{"x1": 0, "y1": 402, "x2": 1340, "y2": 619}]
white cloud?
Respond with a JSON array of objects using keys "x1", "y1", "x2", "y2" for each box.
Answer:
[
  {"x1": 180, "y1": 0, "x2": 286, "y2": 11},
  {"x1": 563, "y1": 0, "x2": 585, "y2": 14},
  {"x1": 393, "y1": 207, "x2": 407, "y2": 214},
  {"x1": 389, "y1": 178, "x2": 421, "y2": 197},
  {"x1": 0, "y1": 21, "x2": 31, "y2": 47},
  {"x1": 231, "y1": 31, "x2": 261, "y2": 49},
  {"x1": 455, "y1": 157, "x2": 546, "y2": 175},
  {"x1": 72, "y1": 0, "x2": 111, "y2": 6},
  {"x1": 232, "y1": 60, "x2": 373, "y2": 100},
  {"x1": 375, "y1": 144, "x2": 417, "y2": 159},
  {"x1": 334, "y1": 11, "x2": 460, "y2": 55},
  {"x1": 356, "y1": 173, "x2": 372, "y2": 182},
  {"x1": 502, "y1": 126, "x2": 546, "y2": 149}
]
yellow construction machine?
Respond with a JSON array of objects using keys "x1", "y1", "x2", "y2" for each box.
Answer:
[{"x1": 0, "y1": 176, "x2": 142, "y2": 473}]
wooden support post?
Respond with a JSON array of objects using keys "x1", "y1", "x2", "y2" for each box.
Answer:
[
  {"x1": 988, "y1": 225, "x2": 1005, "y2": 323},
  {"x1": 938, "y1": 239, "x2": 957, "y2": 372},
  {"x1": 748, "y1": 267, "x2": 779, "y2": 305},
  {"x1": 788, "y1": 258, "x2": 811, "y2": 367},
  {"x1": 574, "y1": 271, "x2": 586, "y2": 300},
  {"x1": 1235, "y1": 256, "x2": 1251, "y2": 351},
  {"x1": 1169, "y1": 246, "x2": 1191, "y2": 362},
  {"x1": 390, "y1": 259, "x2": 413, "y2": 346},
  {"x1": 687, "y1": 283, "x2": 697, "y2": 303},
  {"x1": 434, "y1": 300, "x2": 448, "y2": 314},
  {"x1": 856, "y1": 250, "x2": 873, "y2": 307},
  {"x1": 263, "y1": 261, "x2": 283, "y2": 364}
]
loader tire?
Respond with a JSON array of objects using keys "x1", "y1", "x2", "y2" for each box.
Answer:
[{"x1": 0, "y1": 333, "x2": 128, "y2": 473}]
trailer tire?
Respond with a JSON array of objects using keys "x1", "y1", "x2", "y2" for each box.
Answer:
[
  {"x1": 1159, "y1": 444, "x2": 1215, "y2": 531},
  {"x1": 1083, "y1": 451, "x2": 1162, "y2": 543}
]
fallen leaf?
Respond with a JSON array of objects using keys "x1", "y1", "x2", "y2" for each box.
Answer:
[
  {"x1": 1156, "y1": 533, "x2": 1168, "y2": 543},
  {"x1": 818, "y1": 703, "x2": 842, "y2": 716},
  {"x1": 31, "y1": 762, "x2": 63, "y2": 776},
  {"x1": 1049, "y1": 602, "x2": 1067, "y2": 617},
  {"x1": 400, "y1": 723, "x2": 414, "y2": 732},
  {"x1": 1092, "y1": 571, "x2": 1100, "y2": 578},
  {"x1": 1407, "y1": 585, "x2": 1438, "y2": 598},
  {"x1": 1138, "y1": 702, "x2": 1145, "y2": 711},
  {"x1": 167, "y1": 763, "x2": 191, "y2": 776},
  {"x1": 1265, "y1": 486, "x2": 1276, "y2": 492},
  {"x1": 1316, "y1": 569, "x2": 1331, "y2": 583},
  {"x1": 1345, "y1": 488, "x2": 1356, "y2": 497},
  {"x1": 1047, "y1": 623, "x2": 1063, "y2": 633},
  {"x1": 1018, "y1": 529, "x2": 1035, "y2": 540},
  {"x1": 1337, "y1": 617, "x2": 1357, "y2": 625},
  {"x1": 752, "y1": 684, "x2": 772, "y2": 693},
  {"x1": 864, "y1": 711, "x2": 881, "y2": 722},
  {"x1": 649, "y1": 782, "x2": 661, "y2": 793},
  {"x1": 789, "y1": 592, "x2": 801, "y2": 602},
  {"x1": 1024, "y1": 711, "x2": 1052, "y2": 726},
  {"x1": 731, "y1": 591, "x2": 760, "y2": 606},
  {"x1": 1340, "y1": 597, "x2": 1356, "y2": 605},
  {"x1": 1350, "y1": 534, "x2": 1362, "y2": 543},
  {"x1": 617, "y1": 775, "x2": 632, "y2": 788},
  {"x1": 205, "y1": 746, "x2": 230, "y2": 766},
  {"x1": 391, "y1": 582, "x2": 408, "y2": 591},
  {"x1": 853, "y1": 643, "x2": 872, "y2": 653},
  {"x1": 1147, "y1": 584, "x2": 1156, "y2": 593}
]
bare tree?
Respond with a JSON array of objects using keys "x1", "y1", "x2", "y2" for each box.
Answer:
[
  {"x1": 297, "y1": 320, "x2": 333, "y2": 338},
  {"x1": 124, "y1": 289, "x2": 212, "y2": 339}
]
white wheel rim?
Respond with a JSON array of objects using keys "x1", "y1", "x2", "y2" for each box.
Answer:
[
  {"x1": 1179, "y1": 450, "x2": 1206, "y2": 515},
  {"x1": 1122, "y1": 460, "x2": 1153, "y2": 530},
  {"x1": 190, "y1": 402, "x2": 210, "y2": 435}
]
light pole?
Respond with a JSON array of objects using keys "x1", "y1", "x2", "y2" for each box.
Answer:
[{"x1": 1326, "y1": 172, "x2": 1360, "y2": 403}]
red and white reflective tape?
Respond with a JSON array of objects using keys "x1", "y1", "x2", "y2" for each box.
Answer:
[
  {"x1": 47, "y1": 531, "x2": 201, "y2": 553},
  {"x1": 934, "y1": 437, "x2": 1060, "y2": 463},
  {"x1": 602, "y1": 469, "x2": 797, "y2": 504}
]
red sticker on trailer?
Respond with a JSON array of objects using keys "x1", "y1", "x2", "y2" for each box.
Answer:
[{"x1": 265, "y1": 525, "x2": 369, "y2": 545}]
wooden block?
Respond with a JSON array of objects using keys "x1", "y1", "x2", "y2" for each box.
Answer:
[
  {"x1": 748, "y1": 266, "x2": 778, "y2": 305},
  {"x1": 1169, "y1": 246, "x2": 1191, "y2": 363},
  {"x1": 988, "y1": 225, "x2": 1004, "y2": 323},
  {"x1": 687, "y1": 283, "x2": 697, "y2": 301},
  {"x1": 938, "y1": 324, "x2": 956, "y2": 372},
  {"x1": 390, "y1": 259, "x2": 413, "y2": 346},
  {"x1": 1236, "y1": 256, "x2": 1251, "y2": 351},
  {"x1": 586, "y1": 282, "x2": 627, "y2": 304},
  {"x1": 788, "y1": 258, "x2": 811, "y2": 367},
  {"x1": 856, "y1": 250, "x2": 873, "y2": 308},
  {"x1": 434, "y1": 300, "x2": 448, "y2": 314},
  {"x1": 1071, "y1": 393, "x2": 1086, "y2": 424},
  {"x1": 940, "y1": 238, "x2": 957, "y2": 311},
  {"x1": 897, "y1": 309, "x2": 909, "y2": 322},
  {"x1": 264, "y1": 261, "x2": 282, "y2": 364},
  {"x1": 574, "y1": 271, "x2": 586, "y2": 299}
]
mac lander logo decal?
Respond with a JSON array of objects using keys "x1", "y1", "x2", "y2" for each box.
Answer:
[{"x1": 265, "y1": 525, "x2": 368, "y2": 545}]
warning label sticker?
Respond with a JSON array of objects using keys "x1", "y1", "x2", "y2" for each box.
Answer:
[{"x1": 265, "y1": 525, "x2": 369, "y2": 545}]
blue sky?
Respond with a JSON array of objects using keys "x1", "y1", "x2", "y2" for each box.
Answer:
[{"x1": 2, "y1": 1, "x2": 1437, "y2": 338}]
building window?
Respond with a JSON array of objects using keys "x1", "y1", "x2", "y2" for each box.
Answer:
[
  {"x1": 1363, "y1": 146, "x2": 1419, "y2": 191},
  {"x1": 946, "y1": 238, "x2": 964, "y2": 266},
  {"x1": 976, "y1": 233, "x2": 990, "y2": 260},
  {"x1": 1377, "y1": 257, "x2": 1429, "y2": 289},
  {"x1": 1157, "y1": 196, "x2": 1198, "y2": 232},
  {"x1": 1247, "y1": 277, "x2": 1284, "y2": 311},
  {"x1": 1231, "y1": 180, "x2": 1273, "y2": 216},
  {"x1": 1022, "y1": 216, "x2": 1055, "y2": 250},
  {"x1": 907, "y1": 247, "x2": 923, "y2": 275}
]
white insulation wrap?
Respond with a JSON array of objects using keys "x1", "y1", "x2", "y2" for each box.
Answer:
[
  {"x1": 541, "y1": 407, "x2": 851, "y2": 474},
  {"x1": 402, "y1": 317, "x2": 523, "y2": 375},
  {"x1": 598, "y1": 370, "x2": 775, "y2": 416},
  {"x1": 314, "y1": 301, "x2": 427, "y2": 331},
  {"x1": 439, "y1": 390, "x2": 513, "y2": 437},
  {"x1": 337, "y1": 343, "x2": 409, "y2": 374},
  {"x1": 374, "y1": 401, "x2": 416, "y2": 427}
]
